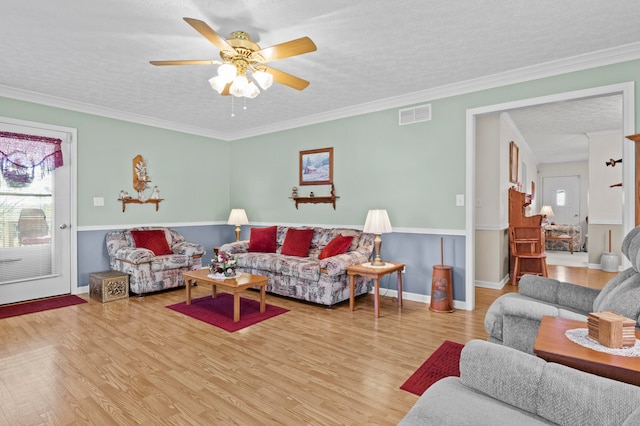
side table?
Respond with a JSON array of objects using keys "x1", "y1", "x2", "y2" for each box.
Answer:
[
  {"x1": 347, "y1": 262, "x2": 404, "y2": 318},
  {"x1": 89, "y1": 270, "x2": 129, "y2": 302},
  {"x1": 534, "y1": 316, "x2": 640, "y2": 386}
]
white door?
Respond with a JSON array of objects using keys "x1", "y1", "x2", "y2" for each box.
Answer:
[
  {"x1": 542, "y1": 176, "x2": 581, "y2": 225},
  {"x1": 0, "y1": 121, "x2": 73, "y2": 304}
]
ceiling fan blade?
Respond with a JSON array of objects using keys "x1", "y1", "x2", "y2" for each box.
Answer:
[
  {"x1": 149, "y1": 59, "x2": 222, "y2": 66},
  {"x1": 183, "y1": 17, "x2": 235, "y2": 54},
  {"x1": 263, "y1": 66, "x2": 310, "y2": 91},
  {"x1": 256, "y1": 37, "x2": 317, "y2": 62}
]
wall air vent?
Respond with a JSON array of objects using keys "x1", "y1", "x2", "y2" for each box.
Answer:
[{"x1": 399, "y1": 103, "x2": 431, "y2": 125}]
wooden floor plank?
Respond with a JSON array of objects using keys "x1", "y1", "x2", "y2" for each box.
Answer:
[{"x1": 0, "y1": 265, "x2": 615, "y2": 425}]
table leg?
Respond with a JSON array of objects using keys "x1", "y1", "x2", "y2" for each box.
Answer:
[
  {"x1": 349, "y1": 274, "x2": 355, "y2": 311},
  {"x1": 374, "y1": 278, "x2": 380, "y2": 318},
  {"x1": 233, "y1": 292, "x2": 240, "y2": 322},
  {"x1": 397, "y1": 269, "x2": 403, "y2": 309},
  {"x1": 212, "y1": 284, "x2": 217, "y2": 299},
  {"x1": 260, "y1": 285, "x2": 266, "y2": 314},
  {"x1": 186, "y1": 278, "x2": 192, "y2": 305}
]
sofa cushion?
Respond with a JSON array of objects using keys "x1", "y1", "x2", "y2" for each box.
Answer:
[
  {"x1": 281, "y1": 228, "x2": 315, "y2": 257},
  {"x1": 249, "y1": 226, "x2": 277, "y2": 253},
  {"x1": 130, "y1": 229, "x2": 172, "y2": 256},
  {"x1": 319, "y1": 234, "x2": 354, "y2": 259}
]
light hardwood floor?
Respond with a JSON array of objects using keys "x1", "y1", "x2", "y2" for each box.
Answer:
[{"x1": 0, "y1": 266, "x2": 616, "y2": 425}]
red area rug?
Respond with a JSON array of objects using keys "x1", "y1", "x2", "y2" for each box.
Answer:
[
  {"x1": 167, "y1": 293, "x2": 289, "y2": 332},
  {"x1": 0, "y1": 294, "x2": 87, "y2": 320},
  {"x1": 400, "y1": 340, "x2": 464, "y2": 396}
]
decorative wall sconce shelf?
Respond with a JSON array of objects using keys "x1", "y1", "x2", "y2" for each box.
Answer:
[
  {"x1": 290, "y1": 184, "x2": 339, "y2": 209},
  {"x1": 118, "y1": 154, "x2": 163, "y2": 212},
  {"x1": 117, "y1": 198, "x2": 163, "y2": 212}
]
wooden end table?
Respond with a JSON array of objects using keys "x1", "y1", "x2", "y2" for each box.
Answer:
[
  {"x1": 533, "y1": 316, "x2": 640, "y2": 386},
  {"x1": 182, "y1": 269, "x2": 268, "y2": 322},
  {"x1": 347, "y1": 262, "x2": 404, "y2": 318},
  {"x1": 544, "y1": 231, "x2": 574, "y2": 254}
]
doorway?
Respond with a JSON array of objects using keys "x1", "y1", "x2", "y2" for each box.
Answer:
[
  {"x1": 0, "y1": 118, "x2": 77, "y2": 304},
  {"x1": 465, "y1": 82, "x2": 635, "y2": 310}
]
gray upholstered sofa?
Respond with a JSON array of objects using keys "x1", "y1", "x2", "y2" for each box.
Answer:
[
  {"x1": 399, "y1": 340, "x2": 640, "y2": 425},
  {"x1": 486, "y1": 224, "x2": 640, "y2": 354},
  {"x1": 106, "y1": 227, "x2": 205, "y2": 295},
  {"x1": 218, "y1": 226, "x2": 375, "y2": 307}
]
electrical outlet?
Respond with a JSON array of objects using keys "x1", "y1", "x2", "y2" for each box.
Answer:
[
  {"x1": 456, "y1": 194, "x2": 464, "y2": 206},
  {"x1": 402, "y1": 265, "x2": 406, "y2": 274}
]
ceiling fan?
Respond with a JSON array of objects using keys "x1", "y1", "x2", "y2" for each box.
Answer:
[{"x1": 150, "y1": 18, "x2": 317, "y2": 98}]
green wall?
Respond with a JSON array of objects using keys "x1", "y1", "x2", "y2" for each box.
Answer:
[
  {"x1": 0, "y1": 98, "x2": 229, "y2": 226},
  {"x1": 230, "y1": 58, "x2": 640, "y2": 231}
]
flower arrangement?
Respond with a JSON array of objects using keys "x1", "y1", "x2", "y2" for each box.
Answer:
[{"x1": 209, "y1": 251, "x2": 238, "y2": 278}]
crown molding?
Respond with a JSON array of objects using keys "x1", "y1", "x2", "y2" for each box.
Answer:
[{"x1": 2, "y1": 42, "x2": 640, "y2": 142}]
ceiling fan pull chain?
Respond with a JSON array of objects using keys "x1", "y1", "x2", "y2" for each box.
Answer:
[
  {"x1": 243, "y1": 97, "x2": 247, "y2": 111},
  {"x1": 231, "y1": 96, "x2": 235, "y2": 117}
]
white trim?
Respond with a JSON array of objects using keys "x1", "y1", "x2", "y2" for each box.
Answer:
[
  {"x1": 466, "y1": 82, "x2": 636, "y2": 299},
  {"x1": 1, "y1": 43, "x2": 640, "y2": 141},
  {"x1": 370, "y1": 289, "x2": 468, "y2": 311}
]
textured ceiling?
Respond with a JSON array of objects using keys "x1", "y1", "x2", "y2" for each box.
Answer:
[{"x1": 1, "y1": 1, "x2": 640, "y2": 141}]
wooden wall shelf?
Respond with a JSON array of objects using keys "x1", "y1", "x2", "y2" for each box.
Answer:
[
  {"x1": 291, "y1": 195, "x2": 339, "y2": 209},
  {"x1": 118, "y1": 198, "x2": 163, "y2": 212}
]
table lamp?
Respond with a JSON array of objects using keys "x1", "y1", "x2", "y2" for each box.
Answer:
[
  {"x1": 227, "y1": 208, "x2": 249, "y2": 241},
  {"x1": 363, "y1": 209, "x2": 392, "y2": 266},
  {"x1": 539, "y1": 205, "x2": 554, "y2": 225}
]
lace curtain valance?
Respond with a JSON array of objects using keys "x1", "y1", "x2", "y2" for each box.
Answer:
[{"x1": 0, "y1": 131, "x2": 63, "y2": 187}]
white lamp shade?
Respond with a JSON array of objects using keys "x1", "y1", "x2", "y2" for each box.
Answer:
[
  {"x1": 253, "y1": 70, "x2": 273, "y2": 90},
  {"x1": 363, "y1": 209, "x2": 392, "y2": 234},
  {"x1": 227, "y1": 208, "x2": 249, "y2": 225},
  {"x1": 217, "y1": 63, "x2": 236, "y2": 81},
  {"x1": 209, "y1": 76, "x2": 227, "y2": 94},
  {"x1": 244, "y1": 80, "x2": 260, "y2": 98},
  {"x1": 539, "y1": 205, "x2": 554, "y2": 217},
  {"x1": 230, "y1": 75, "x2": 249, "y2": 97}
]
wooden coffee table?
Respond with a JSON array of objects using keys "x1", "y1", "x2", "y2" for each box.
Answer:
[
  {"x1": 182, "y1": 269, "x2": 268, "y2": 322},
  {"x1": 534, "y1": 316, "x2": 640, "y2": 386}
]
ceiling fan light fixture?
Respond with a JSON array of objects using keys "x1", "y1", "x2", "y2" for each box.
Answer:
[
  {"x1": 230, "y1": 75, "x2": 249, "y2": 97},
  {"x1": 217, "y1": 63, "x2": 237, "y2": 81},
  {"x1": 244, "y1": 81, "x2": 260, "y2": 98},
  {"x1": 253, "y1": 70, "x2": 273, "y2": 90},
  {"x1": 209, "y1": 76, "x2": 227, "y2": 94}
]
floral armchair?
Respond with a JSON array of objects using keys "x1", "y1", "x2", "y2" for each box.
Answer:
[{"x1": 106, "y1": 227, "x2": 205, "y2": 295}]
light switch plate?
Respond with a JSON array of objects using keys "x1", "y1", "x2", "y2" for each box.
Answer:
[
  {"x1": 93, "y1": 197, "x2": 104, "y2": 207},
  {"x1": 456, "y1": 194, "x2": 464, "y2": 206}
]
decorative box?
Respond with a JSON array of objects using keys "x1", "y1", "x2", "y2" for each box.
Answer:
[
  {"x1": 89, "y1": 270, "x2": 129, "y2": 302},
  {"x1": 587, "y1": 311, "x2": 635, "y2": 348}
]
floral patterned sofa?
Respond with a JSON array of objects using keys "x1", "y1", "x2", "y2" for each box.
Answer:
[
  {"x1": 545, "y1": 224, "x2": 582, "y2": 252},
  {"x1": 106, "y1": 227, "x2": 206, "y2": 295},
  {"x1": 219, "y1": 226, "x2": 375, "y2": 307}
]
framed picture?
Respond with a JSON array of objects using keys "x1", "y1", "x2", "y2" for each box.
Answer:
[
  {"x1": 299, "y1": 147, "x2": 333, "y2": 185},
  {"x1": 509, "y1": 141, "x2": 519, "y2": 183}
]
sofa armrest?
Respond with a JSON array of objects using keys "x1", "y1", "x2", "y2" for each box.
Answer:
[
  {"x1": 172, "y1": 242, "x2": 205, "y2": 258},
  {"x1": 112, "y1": 247, "x2": 154, "y2": 265},
  {"x1": 460, "y1": 340, "x2": 546, "y2": 415},
  {"x1": 319, "y1": 251, "x2": 370, "y2": 276},
  {"x1": 218, "y1": 240, "x2": 249, "y2": 254}
]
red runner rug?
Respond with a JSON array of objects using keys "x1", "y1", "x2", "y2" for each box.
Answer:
[
  {"x1": 0, "y1": 294, "x2": 86, "y2": 320},
  {"x1": 167, "y1": 293, "x2": 289, "y2": 332},
  {"x1": 400, "y1": 340, "x2": 464, "y2": 396}
]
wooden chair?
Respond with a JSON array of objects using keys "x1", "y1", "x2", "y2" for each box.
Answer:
[{"x1": 509, "y1": 226, "x2": 548, "y2": 285}]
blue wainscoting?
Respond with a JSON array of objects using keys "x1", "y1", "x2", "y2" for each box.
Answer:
[{"x1": 76, "y1": 225, "x2": 466, "y2": 305}]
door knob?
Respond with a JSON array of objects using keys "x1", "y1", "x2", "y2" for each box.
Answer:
[{"x1": 59, "y1": 224, "x2": 68, "y2": 229}]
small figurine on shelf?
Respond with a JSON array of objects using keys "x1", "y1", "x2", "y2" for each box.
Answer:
[
  {"x1": 138, "y1": 190, "x2": 146, "y2": 202},
  {"x1": 330, "y1": 184, "x2": 335, "y2": 197},
  {"x1": 150, "y1": 186, "x2": 160, "y2": 200},
  {"x1": 119, "y1": 190, "x2": 126, "y2": 200},
  {"x1": 310, "y1": 191, "x2": 314, "y2": 197},
  {"x1": 292, "y1": 186, "x2": 298, "y2": 198}
]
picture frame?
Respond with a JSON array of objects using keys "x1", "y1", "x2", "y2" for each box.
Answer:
[
  {"x1": 299, "y1": 147, "x2": 333, "y2": 185},
  {"x1": 509, "y1": 141, "x2": 519, "y2": 184}
]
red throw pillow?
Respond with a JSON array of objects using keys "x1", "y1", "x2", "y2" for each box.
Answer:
[
  {"x1": 281, "y1": 228, "x2": 315, "y2": 257},
  {"x1": 130, "y1": 229, "x2": 172, "y2": 256},
  {"x1": 319, "y1": 234, "x2": 354, "y2": 260},
  {"x1": 249, "y1": 226, "x2": 277, "y2": 253}
]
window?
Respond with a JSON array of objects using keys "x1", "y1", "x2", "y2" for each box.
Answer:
[{"x1": 556, "y1": 189, "x2": 566, "y2": 207}]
